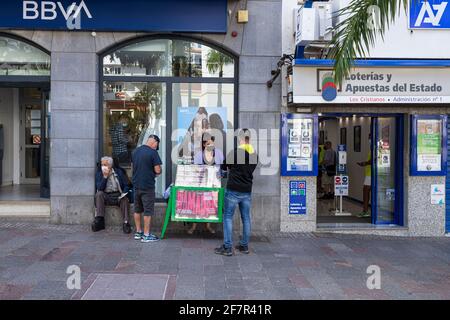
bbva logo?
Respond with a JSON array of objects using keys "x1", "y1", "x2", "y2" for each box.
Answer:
[
  {"x1": 23, "y1": 1, "x2": 93, "y2": 21},
  {"x1": 414, "y1": 1, "x2": 448, "y2": 27}
]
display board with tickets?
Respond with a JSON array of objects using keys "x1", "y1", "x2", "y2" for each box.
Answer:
[
  {"x1": 160, "y1": 165, "x2": 224, "y2": 239},
  {"x1": 175, "y1": 165, "x2": 222, "y2": 188},
  {"x1": 281, "y1": 113, "x2": 319, "y2": 176}
]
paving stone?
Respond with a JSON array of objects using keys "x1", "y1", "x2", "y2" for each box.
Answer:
[
  {"x1": 80, "y1": 274, "x2": 169, "y2": 300},
  {"x1": 1, "y1": 223, "x2": 450, "y2": 300}
]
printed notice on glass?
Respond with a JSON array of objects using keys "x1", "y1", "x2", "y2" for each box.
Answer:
[
  {"x1": 417, "y1": 119, "x2": 442, "y2": 172},
  {"x1": 287, "y1": 118, "x2": 313, "y2": 172}
]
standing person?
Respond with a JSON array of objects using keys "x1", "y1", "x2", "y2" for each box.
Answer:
[
  {"x1": 357, "y1": 133, "x2": 372, "y2": 218},
  {"x1": 132, "y1": 134, "x2": 162, "y2": 243},
  {"x1": 189, "y1": 132, "x2": 224, "y2": 235},
  {"x1": 92, "y1": 156, "x2": 131, "y2": 233},
  {"x1": 215, "y1": 129, "x2": 258, "y2": 256},
  {"x1": 320, "y1": 141, "x2": 336, "y2": 199},
  {"x1": 110, "y1": 114, "x2": 130, "y2": 165}
]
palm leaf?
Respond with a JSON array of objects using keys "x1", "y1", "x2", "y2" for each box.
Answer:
[{"x1": 327, "y1": 0, "x2": 411, "y2": 85}]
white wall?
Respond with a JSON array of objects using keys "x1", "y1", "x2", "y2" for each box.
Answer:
[{"x1": 319, "y1": 118, "x2": 338, "y2": 148}]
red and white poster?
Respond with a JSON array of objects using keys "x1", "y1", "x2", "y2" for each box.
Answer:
[{"x1": 175, "y1": 190, "x2": 220, "y2": 221}]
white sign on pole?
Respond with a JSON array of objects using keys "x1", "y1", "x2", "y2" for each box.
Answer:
[{"x1": 334, "y1": 175, "x2": 349, "y2": 196}]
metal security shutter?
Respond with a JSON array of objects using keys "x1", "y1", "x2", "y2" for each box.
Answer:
[{"x1": 446, "y1": 119, "x2": 450, "y2": 233}]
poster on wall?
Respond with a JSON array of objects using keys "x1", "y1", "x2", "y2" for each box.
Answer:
[
  {"x1": 287, "y1": 118, "x2": 313, "y2": 172},
  {"x1": 417, "y1": 119, "x2": 442, "y2": 172},
  {"x1": 176, "y1": 107, "x2": 228, "y2": 164},
  {"x1": 281, "y1": 114, "x2": 318, "y2": 176}
]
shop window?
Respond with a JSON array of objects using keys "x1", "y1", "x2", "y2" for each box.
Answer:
[
  {"x1": 103, "y1": 82, "x2": 167, "y2": 197},
  {"x1": 101, "y1": 37, "x2": 237, "y2": 199},
  {"x1": 0, "y1": 35, "x2": 50, "y2": 76},
  {"x1": 103, "y1": 39, "x2": 234, "y2": 78},
  {"x1": 171, "y1": 83, "x2": 235, "y2": 181}
]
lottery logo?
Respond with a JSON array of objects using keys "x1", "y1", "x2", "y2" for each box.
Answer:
[{"x1": 321, "y1": 71, "x2": 337, "y2": 102}]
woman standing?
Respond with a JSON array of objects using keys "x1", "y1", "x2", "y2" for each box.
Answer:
[{"x1": 189, "y1": 132, "x2": 224, "y2": 234}]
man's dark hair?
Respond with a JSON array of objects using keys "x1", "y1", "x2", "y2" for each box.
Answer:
[{"x1": 238, "y1": 128, "x2": 251, "y2": 143}]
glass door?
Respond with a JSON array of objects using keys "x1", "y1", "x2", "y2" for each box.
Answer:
[
  {"x1": 372, "y1": 116, "x2": 403, "y2": 225},
  {"x1": 20, "y1": 90, "x2": 42, "y2": 185},
  {"x1": 40, "y1": 90, "x2": 50, "y2": 198}
]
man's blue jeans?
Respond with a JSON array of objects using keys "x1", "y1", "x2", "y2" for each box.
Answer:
[{"x1": 223, "y1": 189, "x2": 252, "y2": 249}]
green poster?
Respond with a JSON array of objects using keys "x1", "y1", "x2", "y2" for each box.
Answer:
[
  {"x1": 417, "y1": 119, "x2": 442, "y2": 172},
  {"x1": 417, "y1": 120, "x2": 441, "y2": 154}
]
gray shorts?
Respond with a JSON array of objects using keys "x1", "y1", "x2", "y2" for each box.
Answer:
[{"x1": 134, "y1": 188, "x2": 156, "y2": 216}]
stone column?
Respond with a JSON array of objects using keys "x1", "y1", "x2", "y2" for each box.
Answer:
[{"x1": 50, "y1": 32, "x2": 99, "y2": 224}]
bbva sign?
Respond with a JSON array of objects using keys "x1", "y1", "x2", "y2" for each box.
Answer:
[
  {"x1": 23, "y1": 1, "x2": 92, "y2": 21},
  {"x1": 0, "y1": 0, "x2": 228, "y2": 33}
]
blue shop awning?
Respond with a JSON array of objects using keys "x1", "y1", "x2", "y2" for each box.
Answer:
[{"x1": 293, "y1": 59, "x2": 450, "y2": 68}]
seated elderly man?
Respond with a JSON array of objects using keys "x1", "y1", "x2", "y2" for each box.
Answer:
[{"x1": 92, "y1": 156, "x2": 131, "y2": 234}]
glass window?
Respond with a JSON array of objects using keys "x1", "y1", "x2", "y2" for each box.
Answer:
[
  {"x1": 103, "y1": 82, "x2": 167, "y2": 198},
  {"x1": 103, "y1": 39, "x2": 234, "y2": 78},
  {"x1": 102, "y1": 38, "x2": 236, "y2": 200},
  {"x1": 0, "y1": 36, "x2": 50, "y2": 76},
  {"x1": 171, "y1": 83, "x2": 235, "y2": 181}
]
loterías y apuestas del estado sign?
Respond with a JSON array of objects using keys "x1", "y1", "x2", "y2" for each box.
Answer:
[
  {"x1": 0, "y1": 0, "x2": 227, "y2": 33},
  {"x1": 292, "y1": 66, "x2": 450, "y2": 104}
]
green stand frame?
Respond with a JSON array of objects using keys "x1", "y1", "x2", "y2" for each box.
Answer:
[{"x1": 161, "y1": 186, "x2": 224, "y2": 239}]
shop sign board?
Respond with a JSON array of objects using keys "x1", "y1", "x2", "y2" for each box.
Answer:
[
  {"x1": 289, "y1": 181, "x2": 307, "y2": 215},
  {"x1": 409, "y1": 0, "x2": 450, "y2": 29},
  {"x1": 334, "y1": 175, "x2": 349, "y2": 196},
  {"x1": 0, "y1": 0, "x2": 227, "y2": 33},
  {"x1": 292, "y1": 66, "x2": 450, "y2": 104}
]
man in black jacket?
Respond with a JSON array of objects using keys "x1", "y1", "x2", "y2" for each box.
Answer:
[
  {"x1": 215, "y1": 129, "x2": 258, "y2": 256},
  {"x1": 92, "y1": 156, "x2": 131, "y2": 233}
]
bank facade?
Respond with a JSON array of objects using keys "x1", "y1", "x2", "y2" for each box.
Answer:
[
  {"x1": 0, "y1": 0, "x2": 449, "y2": 237},
  {"x1": 0, "y1": 0, "x2": 282, "y2": 232}
]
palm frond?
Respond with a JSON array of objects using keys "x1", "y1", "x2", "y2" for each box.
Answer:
[{"x1": 327, "y1": 0, "x2": 410, "y2": 85}]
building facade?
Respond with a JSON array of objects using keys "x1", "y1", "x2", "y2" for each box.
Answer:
[
  {"x1": 1, "y1": 0, "x2": 450, "y2": 237},
  {"x1": 0, "y1": 0, "x2": 282, "y2": 232},
  {"x1": 281, "y1": 0, "x2": 450, "y2": 236}
]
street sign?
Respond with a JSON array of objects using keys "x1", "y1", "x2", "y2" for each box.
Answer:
[{"x1": 334, "y1": 175, "x2": 349, "y2": 196}]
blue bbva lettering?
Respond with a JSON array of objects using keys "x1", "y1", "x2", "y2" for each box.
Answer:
[{"x1": 23, "y1": 1, "x2": 92, "y2": 21}]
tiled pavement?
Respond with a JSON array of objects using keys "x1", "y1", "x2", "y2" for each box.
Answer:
[{"x1": 0, "y1": 222, "x2": 450, "y2": 300}]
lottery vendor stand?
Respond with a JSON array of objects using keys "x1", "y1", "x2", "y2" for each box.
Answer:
[{"x1": 161, "y1": 165, "x2": 224, "y2": 238}]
